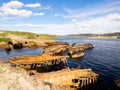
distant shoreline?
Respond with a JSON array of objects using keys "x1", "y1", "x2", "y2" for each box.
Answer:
[
  {"x1": 59, "y1": 36, "x2": 120, "y2": 39},
  {"x1": 88, "y1": 36, "x2": 120, "y2": 39},
  {"x1": 62, "y1": 32, "x2": 120, "y2": 39}
]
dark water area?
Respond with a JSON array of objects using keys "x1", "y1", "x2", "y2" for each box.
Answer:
[
  {"x1": 0, "y1": 37, "x2": 120, "y2": 90},
  {"x1": 0, "y1": 48, "x2": 43, "y2": 60},
  {"x1": 56, "y1": 37, "x2": 120, "y2": 90}
]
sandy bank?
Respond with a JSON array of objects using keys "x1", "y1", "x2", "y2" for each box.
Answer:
[{"x1": 0, "y1": 62, "x2": 64, "y2": 90}]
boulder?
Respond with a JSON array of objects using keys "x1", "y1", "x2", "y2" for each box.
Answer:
[{"x1": 0, "y1": 42, "x2": 12, "y2": 50}]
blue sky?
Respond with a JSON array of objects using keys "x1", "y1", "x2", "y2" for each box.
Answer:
[{"x1": 0, "y1": 0, "x2": 120, "y2": 35}]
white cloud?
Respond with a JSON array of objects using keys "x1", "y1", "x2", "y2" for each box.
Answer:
[
  {"x1": 1, "y1": 13, "x2": 120, "y2": 35},
  {"x1": 0, "y1": 1, "x2": 46, "y2": 18},
  {"x1": 16, "y1": 24, "x2": 43, "y2": 27},
  {"x1": 0, "y1": 0, "x2": 33, "y2": 18},
  {"x1": 34, "y1": 12, "x2": 44, "y2": 16},
  {"x1": 70, "y1": 13, "x2": 120, "y2": 34},
  {"x1": 61, "y1": 0, "x2": 120, "y2": 20},
  {"x1": 2, "y1": 8, "x2": 32, "y2": 17},
  {"x1": 0, "y1": 12, "x2": 3, "y2": 17},
  {"x1": 2, "y1": 0, "x2": 24, "y2": 9},
  {"x1": 25, "y1": 3, "x2": 41, "y2": 8}
]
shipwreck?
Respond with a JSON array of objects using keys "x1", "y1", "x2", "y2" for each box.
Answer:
[{"x1": 9, "y1": 42, "x2": 98, "y2": 89}]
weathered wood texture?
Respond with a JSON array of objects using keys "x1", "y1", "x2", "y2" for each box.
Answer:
[
  {"x1": 9, "y1": 55, "x2": 69, "y2": 65},
  {"x1": 42, "y1": 45, "x2": 69, "y2": 56},
  {"x1": 45, "y1": 42, "x2": 69, "y2": 46},
  {"x1": 68, "y1": 44, "x2": 94, "y2": 58},
  {"x1": 35, "y1": 69, "x2": 98, "y2": 88}
]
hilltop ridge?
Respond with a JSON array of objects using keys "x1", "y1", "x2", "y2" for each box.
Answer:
[
  {"x1": 66, "y1": 32, "x2": 120, "y2": 38},
  {"x1": 0, "y1": 30, "x2": 56, "y2": 42}
]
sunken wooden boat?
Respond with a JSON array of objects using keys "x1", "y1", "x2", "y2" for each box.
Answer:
[
  {"x1": 9, "y1": 55, "x2": 69, "y2": 64},
  {"x1": 9, "y1": 55, "x2": 69, "y2": 70},
  {"x1": 8, "y1": 43, "x2": 98, "y2": 89},
  {"x1": 35, "y1": 68, "x2": 98, "y2": 88}
]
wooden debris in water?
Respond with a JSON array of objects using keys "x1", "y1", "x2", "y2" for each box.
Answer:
[
  {"x1": 70, "y1": 52, "x2": 85, "y2": 59},
  {"x1": 34, "y1": 68, "x2": 98, "y2": 88},
  {"x1": 42, "y1": 45, "x2": 69, "y2": 56},
  {"x1": 68, "y1": 44, "x2": 94, "y2": 59},
  {"x1": 45, "y1": 42, "x2": 69, "y2": 46}
]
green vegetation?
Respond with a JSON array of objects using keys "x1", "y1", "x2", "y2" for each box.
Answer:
[
  {"x1": 0, "y1": 30, "x2": 56, "y2": 40},
  {"x1": 0, "y1": 37, "x2": 11, "y2": 42},
  {"x1": 0, "y1": 32, "x2": 8, "y2": 37}
]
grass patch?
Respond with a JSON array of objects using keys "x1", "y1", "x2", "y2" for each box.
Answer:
[
  {"x1": 0, "y1": 30, "x2": 56, "y2": 39},
  {"x1": 0, "y1": 32, "x2": 8, "y2": 37},
  {"x1": 0, "y1": 37, "x2": 11, "y2": 42}
]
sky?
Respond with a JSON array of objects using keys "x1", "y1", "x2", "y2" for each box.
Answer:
[{"x1": 0, "y1": 0, "x2": 120, "y2": 35}]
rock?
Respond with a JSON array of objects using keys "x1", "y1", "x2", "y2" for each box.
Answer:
[
  {"x1": 7, "y1": 41, "x2": 13, "y2": 45},
  {"x1": 23, "y1": 41, "x2": 48, "y2": 48},
  {"x1": 0, "y1": 60, "x2": 4, "y2": 63},
  {"x1": 13, "y1": 43, "x2": 23, "y2": 49},
  {"x1": 0, "y1": 42, "x2": 12, "y2": 50}
]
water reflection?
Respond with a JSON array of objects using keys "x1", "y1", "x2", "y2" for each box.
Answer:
[
  {"x1": 5, "y1": 49, "x2": 11, "y2": 55},
  {"x1": 0, "y1": 48, "x2": 43, "y2": 60}
]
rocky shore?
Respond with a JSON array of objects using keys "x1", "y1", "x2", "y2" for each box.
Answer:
[{"x1": 0, "y1": 40, "x2": 50, "y2": 49}]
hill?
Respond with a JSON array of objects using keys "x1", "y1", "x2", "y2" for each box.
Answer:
[
  {"x1": 67, "y1": 32, "x2": 120, "y2": 38},
  {"x1": 0, "y1": 30, "x2": 56, "y2": 42}
]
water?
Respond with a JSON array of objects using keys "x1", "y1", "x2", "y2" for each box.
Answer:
[
  {"x1": 57, "y1": 37, "x2": 120, "y2": 90},
  {"x1": 0, "y1": 37, "x2": 120, "y2": 90},
  {"x1": 0, "y1": 48, "x2": 43, "y2": 60}
]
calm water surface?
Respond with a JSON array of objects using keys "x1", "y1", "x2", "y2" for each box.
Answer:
[
  {"x1": 0, "y1": 37, "x2": 120, "y2": 90},
  {"x1": 57, "y1": 37, "x2": 120, "y2": 90},
  {"x1": 0, "y1": 48, "x2": 43, "y2": 60}
]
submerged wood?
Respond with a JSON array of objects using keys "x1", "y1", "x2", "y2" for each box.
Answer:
[
  {"x1": 68, "y1": 43, "x2": 94, "y2": 58},
  {"x1": 70, "y1": 52, "x2": 85, "y2": 59},
  {"x1": 34, "y1": 68, "x2": 98, "y2": 88},
  {"x1": 45, "y1": 41, "x2": 69, "y2": 46},
  {"x1": 42, "y1": 45, "x2": 69, "y2": 55}
]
